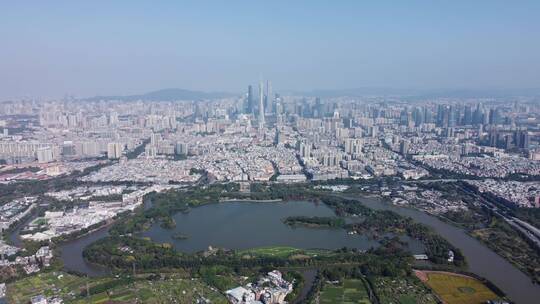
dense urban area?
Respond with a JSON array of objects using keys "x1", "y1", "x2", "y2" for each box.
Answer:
[{"x1": 1, "y1": 84, "x2": 540, "y2": 304}]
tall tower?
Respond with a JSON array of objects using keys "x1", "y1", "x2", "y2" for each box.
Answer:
[
  {"x1": 266, "y1": 80, "x2": 273, "y2": 114},
  {"x1": 258, "y1": 81, "x2": 265, "y2": 130},
  {"x1": 247, "y1": 85, "x2": 254, "y2": 114}
]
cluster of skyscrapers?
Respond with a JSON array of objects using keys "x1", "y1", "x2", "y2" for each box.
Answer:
[{"x1": 244, "y1": 80, "x2": 279, "y2": 130}]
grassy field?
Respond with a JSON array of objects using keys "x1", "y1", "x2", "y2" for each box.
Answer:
[
  {"x1": 239, "y1": 246, "x2": 300, "y2": 257},
  {"x1": 319, "y1": 279, "x2": 371, "y2": 304},
  {"x1": 421, "y1": 272, "x2": 499, "y2": 304},
  {"x1": 6, "y1": 271, "x2": 227, "y2": 304},
  {"x1": 238, "y1": 246, "x2": 329, "y2": 259},
  {"x1": 373, "y1": 276, "x2": 437, "y2": 304}
]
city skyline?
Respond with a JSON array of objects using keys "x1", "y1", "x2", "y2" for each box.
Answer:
[
  {"x1": 3, "y1": 2, "x2": 540, "y2": 303},
  {"x1": 2, "y1": 77, "x2": 540, "y2": 303}
]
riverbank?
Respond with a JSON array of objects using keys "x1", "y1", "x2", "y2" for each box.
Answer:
[
  {"x1": 348, "y1": 194, "x2": 540, "y2": 304},
  {"x1": 59, "y1": 224, "x2": 111, "y2": 277},
  {"x1": 78, "y1": 188, "x2": 540, "y2": 302},
  {"x1": 219, "y1": 198, "x2": 283, "y2": 203},
  {"x1": 9, "y1": 184, "x2": 540, "y2": 303}
]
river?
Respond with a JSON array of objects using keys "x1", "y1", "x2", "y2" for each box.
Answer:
[
  {"x1": 59, "y1": 225, "x2": 111, "y2": 277},
  {"x1": 8, "y1": 215, "x2": 111, "y2": 277},
  {"x1": 10, "y1": 196, "x2": 540, "y2": 303},
  {"x1": 349, "y1": 194, "x2": 540, "y2": 304}
]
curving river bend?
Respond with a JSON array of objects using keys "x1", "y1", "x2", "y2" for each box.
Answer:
[
  {"x1": 12, "y1": 195, "x2": 540, "y2": 303},
  {"x1": 350, "y1": 194, "x2": 540, "y2": 304}
]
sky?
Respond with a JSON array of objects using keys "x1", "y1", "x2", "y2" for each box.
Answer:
[{"x1": 1, "y1": 1, "x2": 539, "y2": 99}]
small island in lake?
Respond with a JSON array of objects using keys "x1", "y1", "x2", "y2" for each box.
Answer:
[{"x1": 283, "y1": 216, "x2": 345, "y2": 228}]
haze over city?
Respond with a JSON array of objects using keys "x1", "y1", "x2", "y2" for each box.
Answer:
[
  {"x1": 1, "y1": 1, "x2": 540, "y2": 99},
  {"x1": 3, "y1": 2, "x2": 540, "y2": 304}
]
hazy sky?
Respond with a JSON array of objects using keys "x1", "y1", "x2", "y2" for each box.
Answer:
[{"x1": 1, "y1": 1, "x2": 539, "y2": 99}]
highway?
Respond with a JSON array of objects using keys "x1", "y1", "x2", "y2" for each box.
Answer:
[{"x1": 456, "y1": 183, "x2": 540, "y2": 250}]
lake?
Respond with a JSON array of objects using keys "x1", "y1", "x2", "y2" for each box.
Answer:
[
  {"x1": 141, "y1": 200, "x2": 424, "y2": 253},
  {"x1": 50, "y1": 196, "x2": 540, "y2": 303}
]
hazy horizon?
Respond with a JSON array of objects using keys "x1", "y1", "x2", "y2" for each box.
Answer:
[{"x1": 1, "y1": 1, "x2": 539, "y2": 99}]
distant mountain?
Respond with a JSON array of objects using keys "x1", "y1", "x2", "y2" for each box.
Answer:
[
  {"x1": 82, "y1": 88, "x2": 237, "y2": 101},
  {"x1": 289, "y1": 87, "x2": 540, "y2": 98},
  {"x1": 80, "y1": 87, "x2": 540, "y2": 102},
  {"x1": 288, "y1": 87, "x2": 421, "y2": 97},
  {"x1": 415, "y1": 88, "x2": 540, "y2": 99}
]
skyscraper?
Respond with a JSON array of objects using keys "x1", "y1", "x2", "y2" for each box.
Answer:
[
  {"x1": 463, "y1": 105, "x2": 472, "y2": 125},
  {"x1": 107, "y1": 142, "x2": 123, "y2": 159},
  {"x1": 36, "y1": 147, "x2": 54, "y2": 163},
  {"x1": 315, "y1": 97, "x2": 324, "y2": 118},
  {"x1": 473, "y1": 104, "x2": 484, "y2": 125},
  {"x1": 413, "y1": 107, "x2": 424, "y2": 126},
  {"x1": 247, "y1": 85, "x2": 254, "y2": 114},
  {"x1": 489, "y1": 108, "x2": 501, "y2": 125},
  {"x1": 448, "y1": 105, "x2": 456, "y2": 127},
  {"x1": 265, "y1": 80, "x2": 272, "y2": 114},
  {"x1": 399, "y1": 110, "x2": 409, "y2": 126},
  {"x1": 298, "y1": 141, "x2": 311, "y2": 158},
  {"x1": 400, "y1": 140, "x2": 410, "y2": 156},
  {"x1": 258, "y1": 81, "x2": 265, "y2": 130},
  {"x1": 515, "y1": 130, "x2": 530, "y2": 149}
]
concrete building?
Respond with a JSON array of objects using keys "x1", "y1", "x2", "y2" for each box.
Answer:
[
  {"x1": 107, "y1": 142, "x2": 123, "y2": 159},
  {"x1": 36, "y1": 147, "x2": 54, "y2": 163}
]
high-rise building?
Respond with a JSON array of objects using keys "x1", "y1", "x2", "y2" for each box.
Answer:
[
  {"x1": 436, "y1": 105, "x2": 445, "y2": 127},
  {"x1": 247, "y1": 85, "x2": 254, "y2": 114},
  {"x1": 423, "y1": 107, "x2": 432, "y2": 124},
  {"x1": 489, "y1": 108, "x2": 502, "y2": 125},
  {"x1": 109, "y1": 111, "x2": 119, "y2": 125},
  {"x1": 489, "y1": 131, "x2": 499, "y2": 147},
  {"x1": 371, "y1": 126, "x2": 378, "y2": 138},
  {"x1": 145, "y1": 145, "x2": 157, "y2": 158},
  {"x1": 62, "y1": 141, "x2": 76, "y2": 157},
  {"x1": 258, "y1": 81, "x2": 265, "y2": 130},
  {"x1": 315, "y1": 97, "x2": 324, "y2": 118},
  {"x1": 344, "y1": 138, "x2": 362, "y2": 154},
  {"x1": 36, "y1": 147, "x2": 54, "y2": 163},
  {"x1": 505, "y1": 134, "x2": 513, "y2": 150},
  {"x1": 81, "y1": 141, "x2": 100, "y2": 157},
  {"x1": 150, "y1": 133, "x2": 161, "y2": 146},
  {"x1": 175, "y1": 142, "x2": 189, "y2": 155},
  {"x1": 473, "y1": 104, "x2": 484, "y2": 125},
  {"x1": 463, "y1": 105, "x2": 472, "y2": 125},
  {"x1": 399, "y1": 110, "x2": 409, "y2": 126},
  {"x1": 515, "y1": 131, "x2": 530, "y2": 149},
  {"x1": 413, "y1": 107, "x2": 424, "y2": 126},
  {"x1": 298, "y1": 142, "x2": 311, "y2": 158},
  {"x1": 265, "y1": 80, "x2": 273, "y2": 114},
  {"x1": 448, "y1": 105, "x2": 457, "y2": 127},
  {"x1": 399, "y1": 140, "x2": 410, "y2": 156},
  {"x1": 523, "y1": 131, "x2": 530, "y2": 149},
  {"x1": 107, "y1": 142, "x2": 123, "y2": 159}
]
